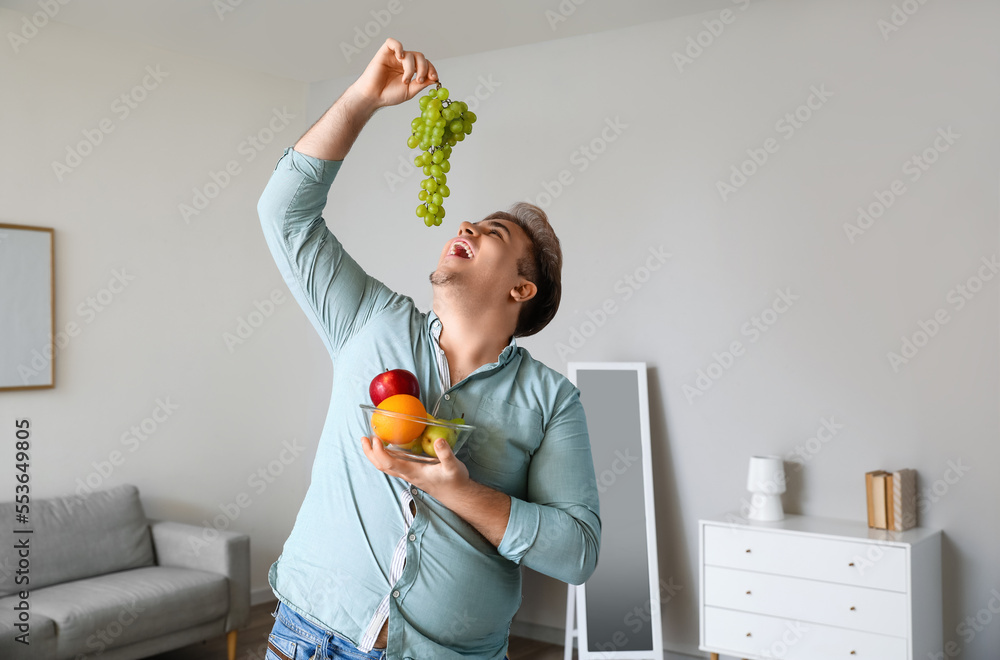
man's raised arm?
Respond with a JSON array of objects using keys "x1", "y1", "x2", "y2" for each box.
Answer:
[{"x1": 294, "y1": 38, "x2": 438, "y2": 161}]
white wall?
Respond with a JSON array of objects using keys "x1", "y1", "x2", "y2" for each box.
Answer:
[
  {"x1": 0, "y1": 9, "x2": 317, "y2": 603},
  {"x1": 307, "y1": 1, "x2": 999, "y2": 657},
  {"x1": 3, "y1": 1, "x2": 998, "y2": 657}
]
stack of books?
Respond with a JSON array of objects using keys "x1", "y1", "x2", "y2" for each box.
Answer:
[{"x1": 865, "y1": 469, "x2": 917, "y2": 531}]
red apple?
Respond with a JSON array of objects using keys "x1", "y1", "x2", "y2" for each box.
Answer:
[{"x1": 369, "y1": 369, "x2": 420, "y2": 406}]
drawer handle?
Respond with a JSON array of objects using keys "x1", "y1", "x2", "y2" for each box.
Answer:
[
  {"x1": 850, "y1": 606, "x2": 856, "y2": 611},
  {"x1": 746, "y1": 590, "x2": 752, "y2": 595},
  {"x1": 850, "y1": 651, "x2": 856, "y2": 655},
  {"x1": 745, "y1": 548, "x2": 752, "y2": 553},
  {"x1": 848, "y1": 562, "x2": 855, "y2": 567},
  {"x1": 746, "y1": 632, "x2": 752, "y2": 637}
]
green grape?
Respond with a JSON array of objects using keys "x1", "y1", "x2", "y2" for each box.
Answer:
[{"x1": 406, "y1": 84, "x2": 478, "y2": 228}]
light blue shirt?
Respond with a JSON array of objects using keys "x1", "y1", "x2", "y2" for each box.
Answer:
[{"x1": 257, "y1": 147, "x2": 601, "y2": 660}]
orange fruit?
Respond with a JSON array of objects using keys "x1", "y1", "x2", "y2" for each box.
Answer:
[{"x1": 372, "y1": 394, "x2": 428, "y2": 444}]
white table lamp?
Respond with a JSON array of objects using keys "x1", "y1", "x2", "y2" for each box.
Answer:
[{"x1": 746, "y1": 455, "x2": 786, "y2": 521}]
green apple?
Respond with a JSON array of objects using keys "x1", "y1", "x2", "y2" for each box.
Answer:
[{"x1": 420, "y1": 416, "x2": 462, "y2": 458}]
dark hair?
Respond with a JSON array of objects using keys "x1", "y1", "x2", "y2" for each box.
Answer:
[{"x1": 488, "y1": 202, "x2": 562, "y2": 337}]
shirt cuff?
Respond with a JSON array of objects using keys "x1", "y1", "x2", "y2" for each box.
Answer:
[
  {"x1": 496, "y1": 496, "x2": 540, "y2": 564},
  {"x1": 278, "y1": 147, "x2": 342, "y2": 185}
]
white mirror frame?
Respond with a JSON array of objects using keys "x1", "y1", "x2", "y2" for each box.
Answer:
[
  {"x1": 564, "y1": 362, "x2": 662, "y2": 659},
  {"x1": 0, "y1": 223, "x2": 55, "y2": 391}
]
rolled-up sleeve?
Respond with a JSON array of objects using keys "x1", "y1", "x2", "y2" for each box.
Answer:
[
  {"x1": 497, "y1": 389, "x2": 601, "y2": 585},
  {"x1": 257, "y1": 147, "x2": 404, "y2": 357}
]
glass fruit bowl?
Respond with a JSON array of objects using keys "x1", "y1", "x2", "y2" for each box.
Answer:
[{"x1": 359, "y1": 404, "x2": 475, "y2": 464}]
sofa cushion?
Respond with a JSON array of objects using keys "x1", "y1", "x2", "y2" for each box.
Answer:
[
  {"x1": 31, "y1": 565, "x2": 229, "y2": 660},
  {"x1": 0, "y1": 484, "x2": 155, "y2": 597},
  {"x1": 0, "y1": 595, "x2": 56, "y2": 660}
]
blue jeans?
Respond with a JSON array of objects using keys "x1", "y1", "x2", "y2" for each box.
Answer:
[
  {"x1": 266, "y1": 601, "x2": 511, "y2": 660},
  {"x1": 266, "y1": 602, "x2": 385, "y2": 660}
]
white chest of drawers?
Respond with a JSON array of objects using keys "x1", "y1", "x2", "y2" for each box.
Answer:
[{"x1": 699, "y1": 513, "x2": 941, "y2": 660}]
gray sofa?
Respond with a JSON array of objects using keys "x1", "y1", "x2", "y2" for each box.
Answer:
[{"x1": 0, "y1": 484, "x2": 249, "y2": 660}]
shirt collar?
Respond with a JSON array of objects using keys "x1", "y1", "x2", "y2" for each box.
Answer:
[{"x1": 427, "y1": 311, "x2": 518, "y2": 368}]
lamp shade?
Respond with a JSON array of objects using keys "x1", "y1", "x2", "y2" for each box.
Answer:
[{"x1": 747, "y1": 455, "x2": 786, "y2": 494}]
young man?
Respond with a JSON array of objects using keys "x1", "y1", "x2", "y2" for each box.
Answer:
[{"x1": 257, "y1": 39, "x2": 600, "y2": 660}]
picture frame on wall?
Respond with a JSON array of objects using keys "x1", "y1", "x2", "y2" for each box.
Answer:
[{"x1": 0, "y1": 223, "x2": 55, "y2": 391}]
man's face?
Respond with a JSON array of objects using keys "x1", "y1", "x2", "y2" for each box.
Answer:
[{"x1": 430, "y1": 216, "x2": 534, "y2": 306}]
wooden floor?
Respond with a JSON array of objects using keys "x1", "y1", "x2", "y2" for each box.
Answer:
[{"x1": 148, "y1": 600, "x2": 573, "y2": 660}]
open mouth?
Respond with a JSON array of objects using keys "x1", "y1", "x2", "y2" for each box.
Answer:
[{"x1": 448, "y1": 239, "x2": 474, "y2": 260}]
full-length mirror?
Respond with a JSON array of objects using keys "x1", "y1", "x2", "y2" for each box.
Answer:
[
  {"x1": 0, "y1": 223, "x2": 55, "y2": 391},
  {"x1": 567, "y1": 362, "x2": 661, "y2": 659}
]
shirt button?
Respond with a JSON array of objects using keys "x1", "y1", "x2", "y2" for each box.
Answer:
[
  {"x1": 444, "y1": 394, "x2": 450, "y2": 400},
  {"x1": 392, "y1": 590, "x2": 400, "y2": 599},
  {"x1": 408, "y1": 534, "x2": 416, "y2": 542},
  {"x1": 411, "y1": 488, "x2": 418, "y2": 496}
]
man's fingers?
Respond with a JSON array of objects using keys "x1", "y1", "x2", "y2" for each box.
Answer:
[
  {"x1": 384, "y1": 37, "x2": 403, "y2": 60},
  {"x1": 413, "y1": 53, "x2": 429, "y2": 83}
]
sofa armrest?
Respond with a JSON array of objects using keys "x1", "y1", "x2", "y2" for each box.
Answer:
[{"x1": 149, "y1": 520, "x2": 250, "y2": 632}]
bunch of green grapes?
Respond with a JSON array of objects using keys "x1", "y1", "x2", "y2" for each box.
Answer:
[{"x1": 406, "y1": 84, "x2": 477, "y2": 226}]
